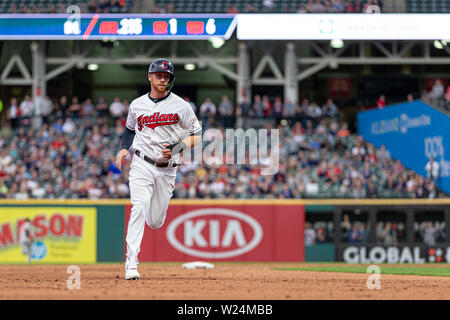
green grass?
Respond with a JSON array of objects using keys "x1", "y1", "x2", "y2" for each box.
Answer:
[{"x1": 274, "y1": 265, "x2": 450, "y2": 277}]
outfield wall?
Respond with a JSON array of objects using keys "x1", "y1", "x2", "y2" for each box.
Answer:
[{"x1": 0, "y1": 199, "x2": 449, "y2": 264}]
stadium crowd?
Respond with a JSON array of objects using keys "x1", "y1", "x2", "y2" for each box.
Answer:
[
  {"x1": 7, "y1": 0, "x2": 133, "y2": 14},
  {"x1": 0, "y1": 92, "x2": 445, "y2": 200},
  {"x1": 152, "y1": 0, "x2": 384, "y2": 14},
  {"x1": 305, "y1": 217, "x2": 446, "y2": 245}
]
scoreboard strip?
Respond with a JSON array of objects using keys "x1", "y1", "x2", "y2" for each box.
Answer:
[{"x1": 0, "y1": 14, "x2": 237, "y2": 40}]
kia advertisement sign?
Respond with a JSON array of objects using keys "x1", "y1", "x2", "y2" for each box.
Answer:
[{"x1": 124, "y1": 204, "x2": 304, "y2": 262}]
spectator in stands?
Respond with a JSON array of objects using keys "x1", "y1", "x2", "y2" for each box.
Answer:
[
  {"x1": 377, "y1": 94, "x2": 387, "y2": 109},
  {"x1": 58, "y1": 4, "x2": 66, "y2": 13},
  {"x1": 322, "y1": 98, "x2": 338, "y2": 118},
  {"x1": 338, "y1": 122, "x2": 350, "y2": 138},
  {"x1": 98, "y1": 0, "x2": 109, "y2": 11},
  {"x1": 199, "y1": 97, "x2": 216, "y2": 128},
  {"x1": 316, "y1": 226, "x2": 327, "y2": 243},
  {"x1": 420, "y1": 222, "x2": 437, "y2": 246},
  {"x1": 252, "y1": 94, "x2": 264, "y2": 118},
  {"x1": 283, "y1": 99, "x2": 296, "y2": 124},
  {"x1": 272, "y1": 97, "x2": 283, "y2": 125},
  {"x1": 227, "y1": 5, "x2": 239, "y2": 13},
  {"x1": 262, "y1": 95, "x2": 272, "y2": 117},
  {"x1": 88, "y1": 0, "x2": 97, "y2": 13},
  {"x1": 96, "y1": 96, "x2": 109, "y2": 118},
  {"x1": 350, "y1": 222, "x2": 366, "y2": 243},
  {"x1": 371, "y1": 0, "x2": 383, "y2": 12},
  {"x1": 184, "y1": 96, "x2": 197, "y2": 113},
  {"x1": 377, "y1": 221, "x2": 398, "y2": 245},
  {"x1": 297, "y1": 3, "x2": 307, "y2": 12},
  {"x1": 262, "y1": 0, "x2": 275, "y2": 12},
  {"x1": 58, "y1": 96, "x2": 69, "y2": 120},
  {"x1": 237, "y1": 96, "x2": 251, "y2": 119},
  {"x1": 407, "y1": 93, "x2": 414, "y2": 103},
  {"x1": 305, "y1": 178, "x2": 319, "y2": 196},
  {"x1": 425, "y1": 157, "x2": 440, "y2": 181},
  {"x1": 429, "y1": 79, "x2": 445, "y2": 106},
  {"x1": 306, "y1": 102, "x2": 322, "y2": 126},
  {"x1": 330, "y1": 0, "x2": 345, "y2": 12},
  {"x1": 366, "y1": 181, "x2": 378, "y2": 198},
  {"x1": 81, "y1": 98, "x2": 95, "y2": 118},
  {"x1": 304, "y1": 222, "x2": 317, "y2": 245},
  {"x1": 246, "y1": 4, "x2": 256, "y2": 13},
  {"x1": 7, "y1": 98, "x2": 19, "y2": 129},
  {"x1": 151, "y1": 5, "x2": 161, "y2": 13},
  {"x1": 351, "y1": 139, "x2": 366, "y2": 161},
  {"x1": 427, "y1": 181, "x2": 438, "y2": 199},
  {"x1": 9, "y1": 4, "x2": 18, "y2": 13},
  {"x1": 310, "y1": 0, "x2": 327, "y2": 13},
  {"x1": 164, "y1": 4, "x2": 176, "y2": 13},
  {"x1": 444, "y1": 86, "x2": 450, "y2": 111},
  {"x1": 62, "y1": 118, "x2": 76, "y2": 136},
  {"x1": 377, "y1": 144, "x2": 391, "y2": 163},
  {"x1": 108, "y1": 0, "x2": 118, "y2": 11},
  {"x1": 109, "y1": 96, "x2": 125, "y2": 120},
  {"x1": 48, "y1": 4, "x2": 57, "y2": 13},
  {"x1": 218, "y1": 95, "x2": 234, "y2": 128},
  {"x1": 40, "y1": 96, "x2": 54, "y2": 125},
  {"x1": 68, "y1": 96, "x2": 82, "y2": 119},
  {"x1": 19, "y1": 96, "x2": 34, "y2": 127}
]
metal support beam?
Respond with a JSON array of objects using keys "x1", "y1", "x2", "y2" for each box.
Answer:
[
  {"x1": 296, "y1": 61, "x2": 328, "y2": 81},
  {"x1": 45, "y1": 60, "x2": 78, "y2": 81},
  {"x1": 0, "y1": 53, "x2": 32, "y2": 85},
  {"x1": 46, "y1": 56, "x2": 238, "y2": 65},
  {"x1": 284, "y1": 42, "x2": 298, "y2": 104},
  {"x1": 297, "y1": 57, "x2": 450, "y2": 65},
  {"x1": 237, "y1": 42, "x2": 251, "y2": 104},
  {"x1": 406, "y1": 209, "x2": 415, "y2": 243},
  {"x1": 31, "y1": 41, "x2": 46, "y2": 102},
  {"x1": 31, "y1": 40, "x2": 46, "y2": 129},
  {"x1": 252, "y1": 54, "x2": 283, "y2": 81},
  {"x1": 373, "y1": 42, "x2": 393, "y2": 57},
  {"x1": 206, "y1": 59, "x2": 239, "y2": 82}
]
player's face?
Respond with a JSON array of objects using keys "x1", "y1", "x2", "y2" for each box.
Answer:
[{"x1": 149, "y1": 72, "x2": 171, "y2": 93}]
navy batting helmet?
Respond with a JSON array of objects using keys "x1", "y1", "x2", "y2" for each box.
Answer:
[{"x1": 148, "y1": 58, "x2": 176, "y2": 91}]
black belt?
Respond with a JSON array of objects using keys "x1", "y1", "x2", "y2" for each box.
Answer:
[{"x1": 134, "y1": 150, "x2": 178, "y2": 168}]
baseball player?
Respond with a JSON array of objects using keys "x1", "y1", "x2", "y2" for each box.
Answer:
[
  {"x1": 19, "y1": 218, "x2": 34, "y2": 264},
  {"x1": 116, "y1": 58, "x2": 201, "y2": 280}
]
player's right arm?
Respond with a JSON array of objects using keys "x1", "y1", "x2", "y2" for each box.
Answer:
[{"x1": 116, "y1": 101, "x2": 137, "y2": 171}]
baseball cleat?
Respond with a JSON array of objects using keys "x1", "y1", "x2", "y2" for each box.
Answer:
[{"x1": 125, "y1": 268, "x2": 141, "y2": 280}]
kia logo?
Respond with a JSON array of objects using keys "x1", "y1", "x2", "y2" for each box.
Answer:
[{"x1": 166, "y1": 208, "x2": 263, "y2": 259}]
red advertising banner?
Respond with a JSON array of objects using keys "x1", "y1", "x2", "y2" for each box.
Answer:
[
  {"x1": 328, "y1": 78, "x2": 352, "y2": 98},
  {"x1": 124, "y1": 203, "x2": 304, "y2": 262}
]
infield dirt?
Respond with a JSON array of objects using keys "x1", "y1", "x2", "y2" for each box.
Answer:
[{"x1": 1, "y1": 263, "x2": 449, "y2": 299}]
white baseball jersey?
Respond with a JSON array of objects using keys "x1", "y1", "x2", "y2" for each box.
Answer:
[{"x1": 126, "y1": 92, "x2": 201, "y2": 163}]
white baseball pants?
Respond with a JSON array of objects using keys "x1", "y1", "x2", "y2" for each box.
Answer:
[{"x1": 125, "y1": 155, "x2": 177, "y2": 270}]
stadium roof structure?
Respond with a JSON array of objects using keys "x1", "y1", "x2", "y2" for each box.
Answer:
[{"x1": 1, "y1": 13, "x2": 450, "y2": 105}]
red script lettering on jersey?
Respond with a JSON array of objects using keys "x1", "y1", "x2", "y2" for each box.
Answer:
[{"x1": 137, "y1": 112, "x2": 180, "y2": 131}]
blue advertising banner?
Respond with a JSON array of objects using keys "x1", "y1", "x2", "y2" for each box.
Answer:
[{"x1": 357, "y1": 100, "x2": 450, "y2": 195}]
